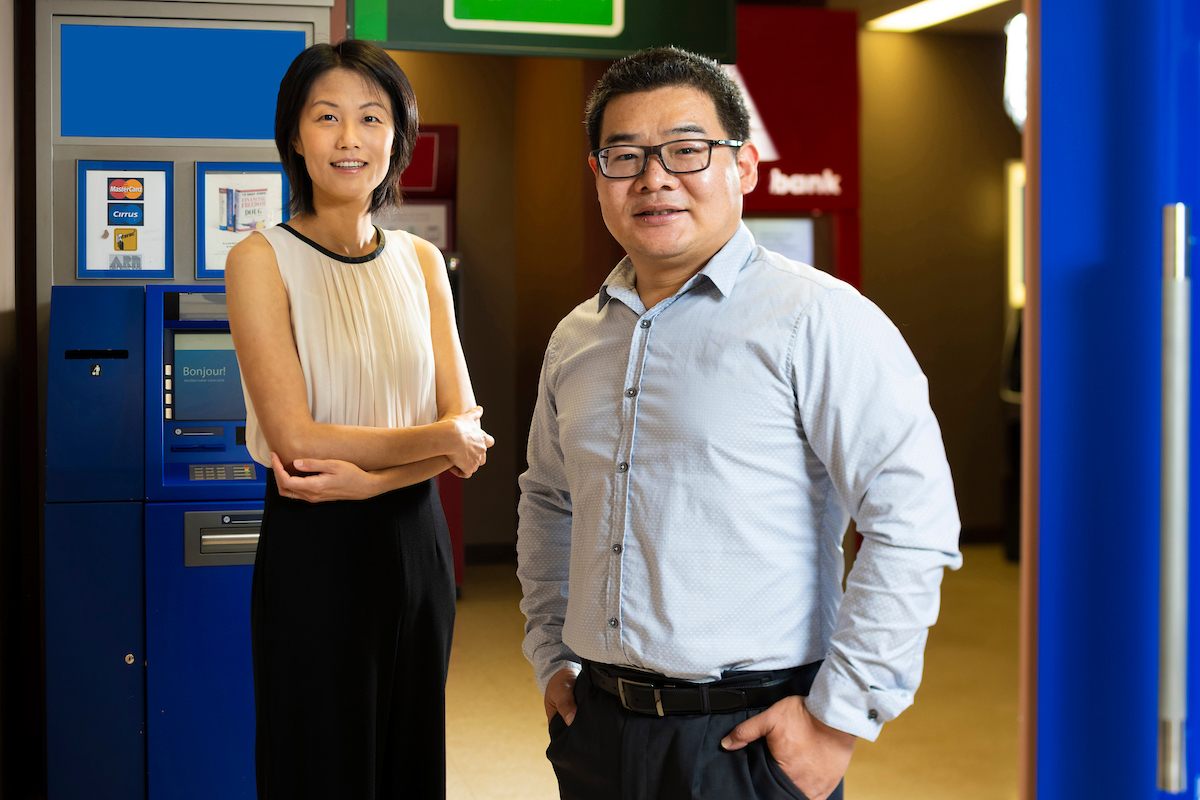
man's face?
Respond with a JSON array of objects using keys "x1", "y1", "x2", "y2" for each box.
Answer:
[{"x1": 589, "y1": 85, "x2": 759, "y2": 274}]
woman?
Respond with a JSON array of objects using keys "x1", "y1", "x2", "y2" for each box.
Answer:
[{"x1": 227, "y1": 40, "x2": 492, "y2": 799}]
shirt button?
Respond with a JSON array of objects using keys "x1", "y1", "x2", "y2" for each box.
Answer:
[
  {"x1": 625, "y1": 387, "x2": 638, "y2": 398},
  {"x1": 867, "y1": 709, "x2": 879, "y2": 721},
  {"x1": 617, "y1": 461, "x2": 629, "y2": 473},
  {"x1": 640, "y1": 319, "x2": 651, "y2": 329},
  {"x1": 608, "y1": 617, "x2": 619, "y2": 628},
  {"x1": 612, "y1": 543, "x2": 623, "y2": 554}
]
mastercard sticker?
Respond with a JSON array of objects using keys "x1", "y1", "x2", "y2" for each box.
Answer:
[{"x1": 108, "y1": 177, "x2": 144, "y2": 201}]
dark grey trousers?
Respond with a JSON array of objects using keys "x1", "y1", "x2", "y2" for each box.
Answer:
[{"x1": 546, "y1": 666, "x2": 846, "y2": 800}]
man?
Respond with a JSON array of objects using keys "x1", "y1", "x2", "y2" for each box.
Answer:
[{"x1": 517, "y1": 46, "x2": 961, "y2": 800}]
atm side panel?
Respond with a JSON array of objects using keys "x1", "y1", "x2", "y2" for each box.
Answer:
[
  {"x1": 44, "y1": 502, "x2": 146, "y2": 800},
  {"x1": 46, "y1": 285, "x2": 145, "y2": 502}
]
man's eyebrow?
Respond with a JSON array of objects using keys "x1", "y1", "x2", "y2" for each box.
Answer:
[
  {"x1": 601, "y1": 131, "x2": 637, "y2": 146},
  {"x1": 601, "y1": 124, "x2": 708, "y2": 147}
]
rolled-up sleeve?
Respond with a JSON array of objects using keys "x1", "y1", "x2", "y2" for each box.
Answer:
[
  {"x1": 517, "y1": 334, "x2": 581, "y2": 693},
  {"x1": 793, "y1": 288, "x2": 963, "y2": 741}
]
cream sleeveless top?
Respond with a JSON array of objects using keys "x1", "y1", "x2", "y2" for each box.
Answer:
[{"x1": 242, "y1": 224, "x2": 438, "y2": 467}]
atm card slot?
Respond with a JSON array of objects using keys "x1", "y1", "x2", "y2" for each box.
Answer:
[{"x1": 172, "y1": 426, "x2": 223, "y2": 437}]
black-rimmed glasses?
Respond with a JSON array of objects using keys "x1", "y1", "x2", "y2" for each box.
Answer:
[{"x1": 591, "y1": 138, "x2": 744, "y2": 179}]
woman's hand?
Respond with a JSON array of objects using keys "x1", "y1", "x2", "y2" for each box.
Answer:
[
  {"x1": 441, "y1": 406, "x2": 495, "y2": 478},
  {"x1": 271, "y1": 452, "x2": 382, "y2": 503}
]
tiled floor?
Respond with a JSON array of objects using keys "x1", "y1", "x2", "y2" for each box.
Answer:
[{"x1": 445, "y1": 544, "x2": 1019, "y2": 800}]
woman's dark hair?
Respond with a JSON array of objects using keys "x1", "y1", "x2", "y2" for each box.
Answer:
[
  {"x1": 584, "y1": 46, "x2": 750, "y2": 151},
  {"x1": 275, "y1": 40, "x2": 419, "y2": 215}
]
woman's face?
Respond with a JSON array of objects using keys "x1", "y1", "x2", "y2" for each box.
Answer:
[{"x1": 293, "y1": 67, "x2": 396, "y2": 210}]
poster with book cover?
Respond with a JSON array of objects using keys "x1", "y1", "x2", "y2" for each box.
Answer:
[{"x1": 195, "y1": 162, "x2": 288, "y2": 279}]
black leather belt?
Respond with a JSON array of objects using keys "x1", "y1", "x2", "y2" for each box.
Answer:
[{"x1": 585, "y1": 660, "x2": 822, "y2": 717}]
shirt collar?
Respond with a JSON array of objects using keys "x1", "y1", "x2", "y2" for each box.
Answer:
[{"x1": 597, "y1": 223, "x2": 757, "y2": 312}]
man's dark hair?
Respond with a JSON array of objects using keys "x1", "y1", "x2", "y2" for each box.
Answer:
[
  {"x1": 584, "y1": 46, "x2": 750, "y2": 151},
  {"x1": 275, "y1": 40, "x2": 419, "y2": 215}
]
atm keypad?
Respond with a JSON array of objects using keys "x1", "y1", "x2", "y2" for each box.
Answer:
[{"x1": 189, "y1": 463, "x2": 255, "y2": 481}]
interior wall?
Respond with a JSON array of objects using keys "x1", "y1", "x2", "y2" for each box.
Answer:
[
  {"x1": 579, "y1": 60, "x2": 629, "y2": 288},
  {"x1": 386, "y1": 50, "x2": 519, "y2": 548},
  {"x1": 860, "y1": 31, "x2": 1020, "y2": 538},
  {"x1": 387, "y1": 51, "x2": 619, "y2": 552},
  {"x1": 513, "y1": 57, "x2": 621, "y2": 463}
]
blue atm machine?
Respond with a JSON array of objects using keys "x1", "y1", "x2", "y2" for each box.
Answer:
[{"x1": 45, "y1": 284, "x2": 265, "y2": 800}]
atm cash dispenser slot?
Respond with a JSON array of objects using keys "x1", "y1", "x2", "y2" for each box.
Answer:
[{"x1": 184, "y1": 510, "x2": 261, "y2": 567}]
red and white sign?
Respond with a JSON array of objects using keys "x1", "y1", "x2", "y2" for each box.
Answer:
[
  {"x1": 735, "y1": 7, "x2": 859, "y2": 212},
  {"x1": 734, "y1": 7, "x2": 860, "y2": 284}
]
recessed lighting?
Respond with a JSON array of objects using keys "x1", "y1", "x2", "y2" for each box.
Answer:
[
  {"x1": 1004, "y1": 13, "x2": 1027, "y2": 131},
  {"x1": 866, "y1": 0, "x2": 1010, "y2": 32}
]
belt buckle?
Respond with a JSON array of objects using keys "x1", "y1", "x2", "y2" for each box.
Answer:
[{"x1": 616, "y1": 677, "x2": 665, "y2": 717}]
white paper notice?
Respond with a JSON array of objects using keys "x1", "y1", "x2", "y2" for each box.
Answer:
[
  {"x1": 202, "y1": 171, "x2": 285, "y2": 272},
  {"x1": 373, "y1": 202, "x2": 451, "y2": 250},
  {"x1": 85, "y1": 169, "x2": 168, "y2": 272}
]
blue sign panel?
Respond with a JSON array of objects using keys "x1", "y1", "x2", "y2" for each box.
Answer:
[{"x1": 60, "y1": 25, "x2": 306, "y2": 139}]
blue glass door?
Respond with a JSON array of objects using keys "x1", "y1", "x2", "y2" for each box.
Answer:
[{"x1": 1038, "y1": 1, "x2": 1200, "y2": 797}]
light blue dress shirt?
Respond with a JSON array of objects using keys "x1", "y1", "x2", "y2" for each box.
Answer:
[{"x1": 517, "y1": 224, "x2": 962, "y2": 740}]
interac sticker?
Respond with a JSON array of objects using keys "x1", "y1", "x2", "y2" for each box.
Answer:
[
  {"x1": 444, "y1": 0, "x2": 624, "y2": 36},
  {"x1": 113, "y1": 228, "x2": 138, "y2": 252}
]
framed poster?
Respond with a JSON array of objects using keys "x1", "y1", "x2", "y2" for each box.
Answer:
[
  {"x1": 374, "y1": 200, "x2": 454, "y2": 250},
  {"x1": 77, "y1": 160, "x2": 173, "y2": 279},
  {"x1": 399, "y1": 126, "x2": 458, "y2": 197},
  {"x1": 195, "y1": 162, "x2": 289, "y2": 279}
]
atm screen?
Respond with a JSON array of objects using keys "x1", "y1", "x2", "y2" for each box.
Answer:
[
  {"x1": 743, "y1": 217, "x2": 816, "y2": 266},
  {"x1": 173, "y1": 331, "x2": 247, "y2": 421}
]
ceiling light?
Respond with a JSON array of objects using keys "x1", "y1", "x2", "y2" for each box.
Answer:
[
  {"x1": 1004, "y1": 13, "x2": 1027, "y2": 132},
  {"x1": 866, "y1": 0, "x2": 1010, "y2": 32}
]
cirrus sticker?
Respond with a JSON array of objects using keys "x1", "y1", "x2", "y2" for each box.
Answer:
[{"x1": 107, "y1": 203, "x2": 144, "y2": 226}]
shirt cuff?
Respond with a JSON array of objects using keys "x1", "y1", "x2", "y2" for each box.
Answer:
[
  {"x1": 536, "y1": 655, "x2": 582, "y2": 696},
  {"x1": 804, "y1": 659, "x2": 911, "y2": 742}
]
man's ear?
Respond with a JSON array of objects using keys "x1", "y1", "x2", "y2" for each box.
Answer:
[
  {"x1": 587, "y1": 154, "x2": 600, "y2": 177},
  {"x1": 737, "y1": 141, "x2": 760, "y2": 195}
]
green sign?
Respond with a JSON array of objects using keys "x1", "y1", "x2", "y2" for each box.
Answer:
[
  {"x1": 450, "y1": 0, "x2": 618, "y2": 32},
  {"x1": 351, "y1": 0, "x2": 734, "y2": 61}
]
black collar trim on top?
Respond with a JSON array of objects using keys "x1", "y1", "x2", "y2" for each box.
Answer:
[{"x1": 279, "y1": 222, "x2": 386, "y2": 264}]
